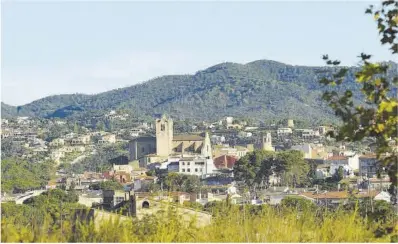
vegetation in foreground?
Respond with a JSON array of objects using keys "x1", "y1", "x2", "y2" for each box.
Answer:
[{"x1": 2, "y1": 190, "x2": 397, "y2": 243}]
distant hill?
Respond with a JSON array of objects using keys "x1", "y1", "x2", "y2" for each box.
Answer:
[{"x1": 2, "y1": 60, "x2": 397, "y2": 123}]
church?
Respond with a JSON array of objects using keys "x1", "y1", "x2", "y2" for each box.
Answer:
[{"x1": 129, "y1": 115, "x2": 213, "y2": 168}]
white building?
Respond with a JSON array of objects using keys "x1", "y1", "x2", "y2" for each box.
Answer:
[
  {"x1": 50, "y1": 138, "x2": 65, "y2": 147},
  {"x1": 277, "y1": 128, "x2": 293, "y2": 137},
  {"x1": 98, "y1": 134, "x2": 116, "y2": 144},
  {"x1": 326, "y1": 155, "x2": 359, "y2": 178},
  {"x1": 113, "y1": 164, "x2": 133, "y2": 173},
  {"x1": 225, "y1": 117, "x2": 234, "y2": 126},
  {"x1": 374, "y1": 191, "x2": 391, "y2": 203},
  {"x1": 178, "y1": 156, "x2": 214, "y2": 176},
  {"x1": 211, "y1": 135, "x2": 226, "y2": 145}
]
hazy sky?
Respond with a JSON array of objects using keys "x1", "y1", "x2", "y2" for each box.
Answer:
[{"x1": 2, "y1": 1, "x2": 394, "y2": 106}]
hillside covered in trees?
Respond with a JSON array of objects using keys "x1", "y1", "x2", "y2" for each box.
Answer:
[{"x1": 2, "y1": 60, "x2": 397, "y2": 123}]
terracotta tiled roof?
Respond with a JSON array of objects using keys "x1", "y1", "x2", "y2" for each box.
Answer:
[
  {"x1": 173, "y1": 134, "x2": 204, "y2": 141},
  {"x1": 326, "y1": 155, "x2": 348, "y2": 160},
  {"x1": 214, "y1": 155, "x2": 238, "y2": 169},
  {"x1": 301, "y1": 191, "x2": 379, "y2": 199}
]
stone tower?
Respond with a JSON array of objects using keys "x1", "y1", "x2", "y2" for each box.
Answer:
[
  {"x1": 287, "y1": 119, "x2": 294, "y2": 128},
  {"x1": 201, "y1": 132, "x2": 213, "y2": 158},
  {"x1": 261, "y1": 132, "x2": 275, "y2": 152},
  {"x1": 156, "y1": 115, "x2": 173, "y2": 156}
]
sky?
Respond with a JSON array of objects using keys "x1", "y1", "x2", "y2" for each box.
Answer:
[{"x1": 1, "y1": 1, "x2": 394, "y2": 106}]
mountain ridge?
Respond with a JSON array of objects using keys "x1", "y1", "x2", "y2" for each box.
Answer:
[{"x1": 2, "y1": 59, "x2": 397, "y2": 123}]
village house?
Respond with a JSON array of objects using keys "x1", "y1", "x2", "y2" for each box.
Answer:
[
  {"x1": 49, "y1": 138, "x2": 65, "y2": 147},
  {"x1": 70, "y1": 135, "x2": 91, "y2": 145},
  {"x1": 277, "y1": 128, "x2": 293, "y2": 137},
  {"x1": 167, "y1": 161, "x2": 180, "y2": 172},
  {"x1": 326, "y1": 154, "x2": 359, "y2": 178},
  {"x1": 98, "y1": 133, "x2": 116, "y2": 144},
  {"x1": 359, "y1": 177, "x2": 391, "y2": 191},
  {"x1": 133, "y1": 176, "x2": 157, "y2": 191},
  {"x1": 300, "y1": 190, "x2": 380, "y2": 207},
  {"x1": 295, "y1": 129, "x2": 320, "y2": 139},
  {"x1": 227, "y1": 124, "x2": 243, "y2": 130},
  {"x1": 179, "y1": 156, "x2": 214, "y2": 176},
  {"x1": 359, "y1": 154, "x2": 379, "y2": 178},
  {"x1": 213, "y1": 155, "x2": 238, "y2": 170},
  {"x1": 102, "y1": 190, "x2": 133, "y2": 208},
  {"x1": 318, "y1": 125, "x2": 332, "y2": 136},
  {"x1": 210, "y1": 135, "x2": 226, "y2": 145}
]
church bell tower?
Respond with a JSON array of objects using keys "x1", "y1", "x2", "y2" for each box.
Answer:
[{"x1": 155, "y1": 115, "x2": 173, "y2": 156}]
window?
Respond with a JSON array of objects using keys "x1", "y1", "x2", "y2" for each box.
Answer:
[
  {"x1": 187, "y1": 169, "x2": 190, "y2": 172},
  {"x1": 200, "y1": 168, "x2": 203, "y2": 172},
  {"x1": 187, "y1": 162, "x2": 190, "y2": 165},
  {"x1": 142, "y1": 147, "x2": 145, "y2": 153},
  {"x1": 182, "y1": 162, "x2": 185, "y2": 165},
  {"x1": 161, "y1": 124, "x2": 165, "y2": 131},
  {"x1": 182, "y1": 169, "x2": 185, "y2": 172},
  {"x1": 195, "y1": 168, "x2": 198, "y2": 172}
]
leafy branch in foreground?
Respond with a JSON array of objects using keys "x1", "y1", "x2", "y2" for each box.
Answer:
[{"x1": 319, "y1": 0, "x2": 398, "y2": 203}]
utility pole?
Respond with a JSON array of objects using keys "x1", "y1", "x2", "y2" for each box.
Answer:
[{"x1": 60, "y1": 201, "x2": 63, "y2": 242}]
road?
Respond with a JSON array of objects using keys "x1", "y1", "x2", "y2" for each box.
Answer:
[{"x1": 15, "y1": 190, "x2": 47, "y2": 204}]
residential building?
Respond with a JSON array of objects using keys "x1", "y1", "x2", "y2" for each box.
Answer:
[
  {"x1": 318, "y1": 126, "x2": 332, "y2": 136},
  {"x1": 295, "y1": 129, "x2": 320, "y2": 139},
  {"x1": 359, "y1": 154, "x2": 379, "y2": 178},
  {"x1": 211, "y1": 135, "x2": 226, "y2": 145},
  {"x1": 277, "y1": 128, "x2": 293, "y2": 137},
  {"x1": 114, "y1": 172, "x2": 131, "y2": 184},
  {"x1": 113, "y1": 164, "x2": 133, "y2": 173},
  {"x1": 227, "y1": 124, "x2": 243, "y2": 130},
  {"x1": 102, "y1": 190, "x2": 133, "y2": 208},
  {"x1": 213, "y1": 155, "x2": 238, "y2": 169},
  {"x1": 326, "y1": 154, "x2": 359, "y2": 177},
  {"x1": 300, "y1": 190, "x2": 379, "y2": 207},
  {"x1": 50, "y1": 138, "x2": 65, "y2": 147},
  {"x1": 71, "y1": 135, "x2": 91, "y2": 145},
  {"x1": 374, "y1": 191, "x2": 391, "y2": 203},
  {"x1": 179, "y1": 156, "x2": 214, "y2": 176},
  {"x1": 225, "y1": 117, "x2": 234, "y2": 126},
  {"x1": 167, "y1": 161, "x2": 180, "y2": 172},
  {"x1": 98, "y1": 133, "x2": 116, "y2": 144}
]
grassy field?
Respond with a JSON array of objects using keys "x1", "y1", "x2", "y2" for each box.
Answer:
[{"x1": 2, "y1": 201, "x2": 397, "y2": 243}]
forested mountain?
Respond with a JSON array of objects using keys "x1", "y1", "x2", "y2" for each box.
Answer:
[{"x1": 2, "y1": 60, "x2": 397, "y2": 123}]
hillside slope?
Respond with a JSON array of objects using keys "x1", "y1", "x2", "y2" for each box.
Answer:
[{"x1": 2, "y1": 60, "x2": 396, "y2": 122}]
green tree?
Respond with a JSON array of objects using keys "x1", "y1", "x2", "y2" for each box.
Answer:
[
  {"x1": 333, "y1": 166, "x2": 345, "y2": 182},
  {"x1": 233, "y1": 150, "x2": 276, "y2": 192},
  {"x1": 319, "y1": 1, "x2": 397, "y2": 203},
  {"x1": 1, "y1": 158, "x2": 54, "y2": 193},
  {"x1": 95, "y1": 180, "x2": 124, "y2": 191},
  {"x1": 281, "y1": 196, "x2": 316, "y2": 211},
  {"x1": 276, "y1": 150, "x2": 310, "y2": 187}
]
